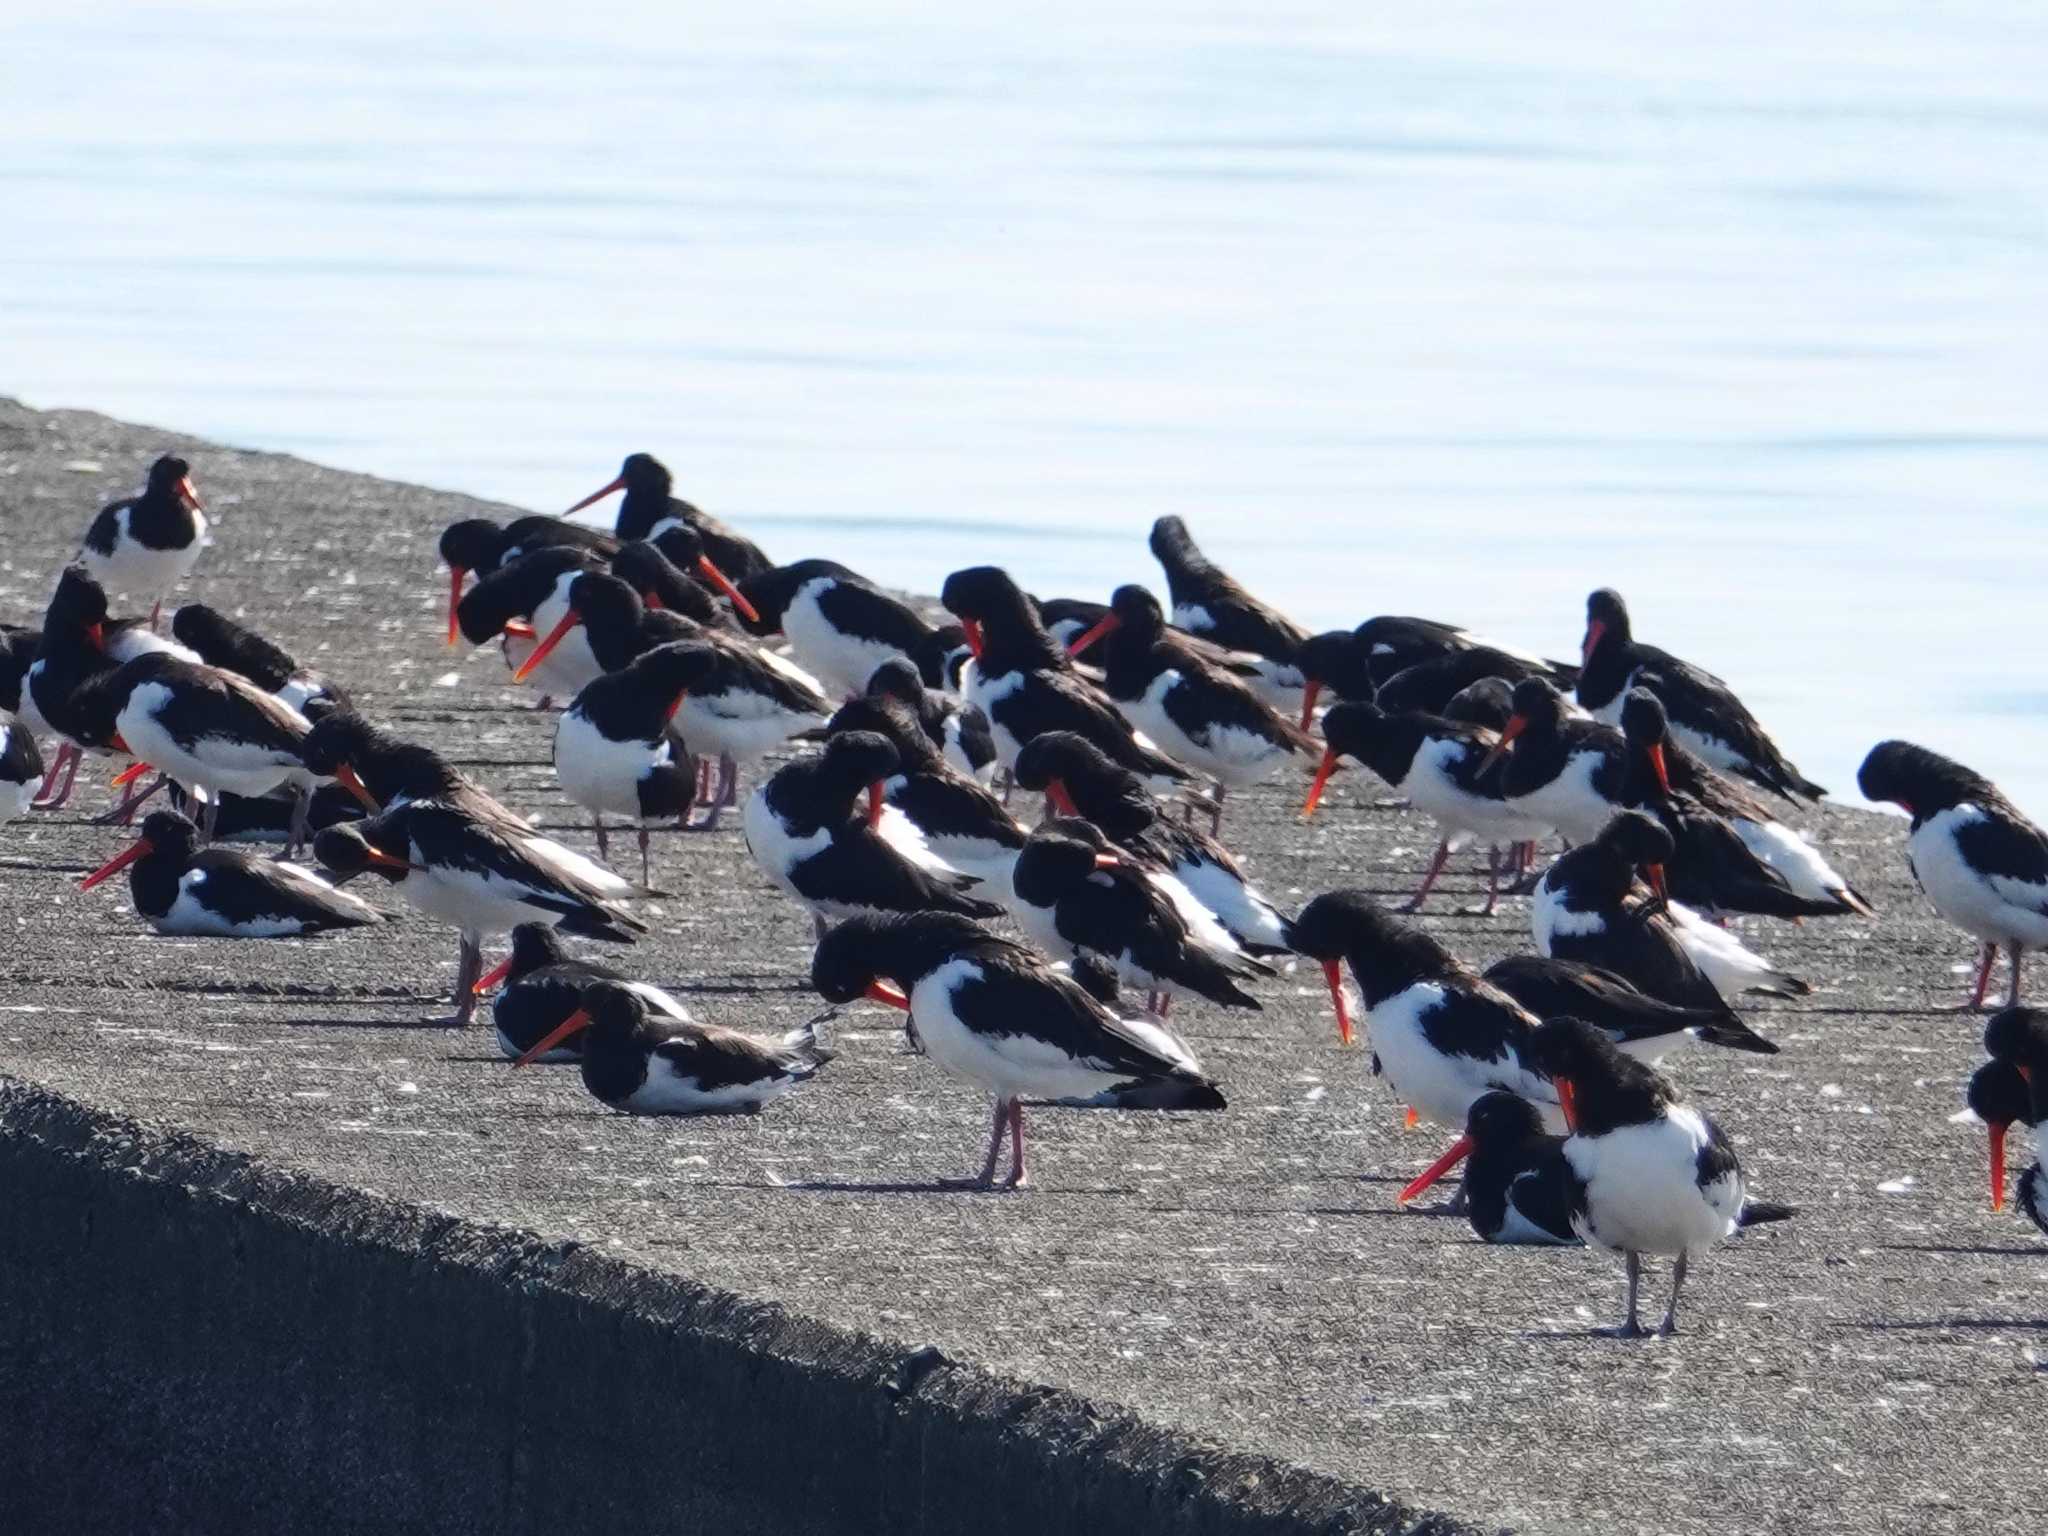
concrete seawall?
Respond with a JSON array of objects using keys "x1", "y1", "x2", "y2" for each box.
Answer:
[{"x1": 0, "y1": 1078, "x2": 1456, "y2": 1536}]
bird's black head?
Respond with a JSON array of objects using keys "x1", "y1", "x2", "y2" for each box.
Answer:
[
  {"x1": 1147, "y1": 515, "x2": 1195, "y2": 563},
  {"x1": 298, "y1": 710, "x2": 379, "y2": 778},
  {"x1": 609, "y1": 539, "x2": 713, "y2": 624},
  {"x1": 940, "y1": 566, "x2": 1031, "y2": 626},
  {"x1": 1464, "y1": 1089, "x2": 1550, "y2": 1150},
  {"x1": 649, "y1": 522, "x2": 704, "y2": 568},
  {"x1": 1619, "y1": 686, "x2": 1669, "y2": 747},
  {"x1": 1012, "y1": 730, "x2": 1114, "y2": 792},
  {"x1": 864, "y1": 657, "x2": 926, "y2": 709},
  {"x1": 1443, "y1": 676, "x2": 1513, "y2": 731},
  {"x1": 579, "y1": 977, "x2": 650, "y2": 1040},
  {"x1": 1296, "y1": 631, "x2": 1375, "y2": 704},
  {"x1": 1012, "y1": 826, "x2": 1115, "y2": 907},
  {"x1": 144, "y1": 455, "x2": 201, "y2": 510},
  {"x1": 136, "y1": 809, "x2": 202, "y2": 862},
  {"x1": 1067, "y1": 952, "x2": 1124, "y2": 1008},
  {"x1": 1318, "y1": 701, "x2": 1421, "y2": 790},
  {"x1": 1525, "y1": 1015, "x2": 1673, "y2": 1135},
  {"x1": 1857, "y1": 739, "x2": 1995, "y2": 822},
  {"x1": 1508, "y1": 677, "x2": 1569, "y2": 735},
  {"x1": 1595, "y1": 808, "x2": 1674, "y2": 878},
  {"x1": 456, "y1": 547, "x2": 595, "y2": 645},
  {"x1": 46, "y1": 566, "x2": 110, "y2": 634},
  {"x1": 618, "y1": 453, "x2": 671, "y2": 497},
  {"x1": 626, "y1": 640, "x2": 719, "y2": 706},
  {"x1": 1287, "y1": 889, "x2": 1459, "y2": 1005},
  {"x1": 1984, "y1": 1007, "x2": 2048, "y2": 1080},
  {"x1": 1585, "y1": 588, "x2": 1631, "y2": 646},
  {"x1": 438, "y1": 519, "x2": 508, "y2": 578},
  {"x1": 810, "y1": 911, "x2": 991, "y2": 1002},
  {"x1": 1106, "y1": 584, "x2": 1167, "y2": 641},
  {"x1": 507, "y1": 921, "x2": 573, "y2": 980},
  {"x1": 820, "y1": 730, "x2": 901, "y2": 796},
  {"x1": 826, "y1": 694, "x2": 936, "y2": 769},
  {"x1": 565, "y1": 569, "x2": 642, "y2": 630},
  {"x1": 313, "y1": 822, "x2": 408, "y2": 884},
  {"x1": 1967, "y1": 1060, "x2": 2032, "y2": 1131}
]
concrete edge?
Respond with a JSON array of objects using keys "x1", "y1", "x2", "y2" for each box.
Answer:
[{"x1": 0, "y1": 1074, "x2": 1483, "y2": 1536}]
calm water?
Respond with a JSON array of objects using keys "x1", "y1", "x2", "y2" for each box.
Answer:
[{"x1": 5, "y1": 2, "x2": 2045, "y2": 803}]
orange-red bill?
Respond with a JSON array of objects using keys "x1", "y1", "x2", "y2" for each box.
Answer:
[
  {"x1": 1477, "y1": 714, "x2": 1527, "y2": 775},
  {"x1": 665, "y1": 689, "x2": 688, "y2": 724},
  {"x1": 364, "y1": 846, "x2": 416, "y2": 874},
  {"x1": 110, "y1": 759, "x2": 152, "y2": 789},
  {"x1": 511, "y1": 610, "x2": 581, "y2": 684},
  {"x1": 1398, "y1": 1134, "x2": 1474, "y2": 1206},
  {"x1": 866, "y1": 981, "x2": 911, "y2": 1011},
  {"x1": 178, "y1": 475, "x2": 205, "y2": 512},
  {"x1": 1321, "y1": 957, "x2": 1352, "y2": 1046},
  {"x1": 696, "y1": 555, "x2": 761, "y2": 625},
  {"x1": 1648, "y1": 741, "x2": 1672, "y2": 797},
  {"x1": 1302, "y1": 749, "x2": 1339, "y2": 818},
  {"x1": 1557, "y1": 1077, "x2": 1578, "y2": 1133},
  {"x1": 1297, "y1": 678, "x2": 1322, "y2": 733},
  {"x1": 1990, "y1": 1121, "x2": 2008, "y2": 1212},
  {"x1": 1646, "y1": 863, "x2": 1669, "y2": 904},
  {"x1": 446, "y1": 567, "x2": 467, "y2": 646},
  {"x1": 503, "y1": 619, "x2": 537, "y2": 639},
  {"x1": 473, "y1": 955, "x2": 515, "y2": 996},
  {"x1": 1047, "y1": 780, "x2": 1078, "y2": 817},
  {"x1": 336, "y1": 764, "x2": 380, "y2": 812},
  {"x1": 960, "y1": 618, "x2": 984, "y2": 658},
  {"x1": 514, "y1": 1006, "x2": 592, "y2": 1066},
  {"x1": 1066, "y1": 613, "x2": 1119, "y2": 657},
  {"x1": 1581, "y1": 618, "x2": 1606, "y2": 664},
  {"x1": 87, "y1": 622, "x2": 106, "y2": 652},
  {"x1": 80, "y1": 837, "x2": 152, "y2": 891},
  {"x1": 562, "y1": 473, "x2": 626, "y2": 517},
  {"x1": 1093, "y1": 852, "x2": 1120, "y2": 869},
  {"x1": 867, "y1": 782, "x2": 885, "y2": 828}
]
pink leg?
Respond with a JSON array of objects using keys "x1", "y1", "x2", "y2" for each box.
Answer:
[
  {"x1": 1402, "y1": 841, "x2": 1452, "y2": 913},
  {"x1": 1968, "y1": 943, "x2": 1996, "y2": 1009},
  {"x1": 2009, "y1": 945, "x2": 2025, "y2": 1009},
  {"x1": 1005, "y1": 1099, "x2": 1028, "y2": 1188},
  {"x1": 1477, "y1": 846, "x2": 1502, "y2": 916},
  {"x1": 34, "y1": 744, "x2": 82, "y2": 809},
  {"x1": 973, "y1": 1097, "x2": 1008, "y2": 1186}
]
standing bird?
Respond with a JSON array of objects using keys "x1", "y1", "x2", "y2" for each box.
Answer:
[
  {"x1": 734, "y1": 558, "x2": 936, "y2": 700},
  {"x1": 1523, "y1": 1017, "x2": 1750, "y2": 1337},
  {"x1": 1576, "y1": 589, "x2": 1823, "y2": 801},
  {"x1": 0, "y1": 708, "x2": 44, "y2": 826},
  {"x1": 78, "y1": 454, "x2": 208, "y2": 627},
  {"x1": 512, "y1": 979, "x2": 832, "y2": 1115},
  {"x1": 474, "y1": 922, "x2": 696, "y2": 1062},
  {"x1": 938, "y1": 566, "x2": 1189, "y2": 789},
  {"x1": 80, "y1": 808, "x2": 380, "y2": 936},
  {"x1": 552, "y1": 642, "x2": 704, "y2": 882},
  {"x1": 1531, "y1": 811, "x2": 1808, "y2": 1009},
  {"x1": 1858, "y1": 740, "x2": 2048, "y2": 1010},
  {"x1": 743, "y1": 731, "x2": 1003, "y2": 939},
  {"x1": 1306, "y1": 701, "x2": 1552, "y2": 914},
  {"x1": 865, "y1": 658, "x2": 996, "y2": 784},
  {"x1": 1071, "y1": 584, "x2": 1316, "y2": 833},
  {"x1": 438, "y1": 515, "x2": 618, "y2": 643},
  {"x1": 1975, "y1": 1008, "x2": 2048, "y2": 1236},
  {"x1": 1147, "y1": 516, "x2": 1308, "y2": 711},
  {"x1": 1487, "y1": 677, "x2": 1628, "y2": 845},
  {"x1": 607, "y1": 535, "x2": 735, "y2": 630},
  {"x1": 169, "y1": 604, "x2": 351, "y2": 715},
  {"x1": 561, "y1": 452, "x2": 772, "y2": 581},
  {"x1": 811, "y1": 912, "x2": 1225, "y2": 1188}
]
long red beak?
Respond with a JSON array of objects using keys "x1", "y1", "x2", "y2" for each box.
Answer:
[
  {"x1": 1581, "y1": 619, "x2": 1606, "y2": 664},
  {"x1": 1647, "y1": 741, "x2": 1672, "y2": 796},
  {"x1": 867, "y1": 782, "x2": 885, "y2": 829},
  {"x1": 1047, "y1": 779, "x2": 1079, "y2": 817},
  {"x1": 1477, "y1": 714, "x2": 1527, "y2": 774},
  {"x1": 336, "y1": 764, "x2": 380, "y2": 812},
  {"x1": 1093, "y1": 852, "x2": 1120, "y2": 869},
  {"x1": 666, "y1": 688, "x2": 689, "y2": 724},
  {"x1": 1321, "y1": 957, "x2": 1353, "y2": 1047},
  {"x1": 473, "y1": 955, "x2": 515, "y2": 996},
  {"x1": 1297, "y1": 678, "x2": 1322, "y2": 732},
  {"x1": 514, "y1": 1006, "x2": 592, "y2": 1066},
  {"x1": 696, "y1": 555, "x2": 761, "y2": 625},
  {"x1": 87, "y1": 622, "x2": 105, "y2": 652},
  {"x1": 1646, "y1": 863, "x2": 1669, "y2": 904},
  {"x1": 563, "y1": 473, "x2": 627, "y2": 517},
  {"x1": 960, "y1": 618, "x2": 984, "y2": 659},
  {"x1": 80, "y1": 837, "x2": 153, "y2": 891},
  {"x1": 1557, "y1": 1078, "x2": 1578, "y2": 1133},
  {"x1": 1302, "y1": 748, "x2": 1339, "y2": 818},
  {"x1": 363, "y1": 846, "x2": 417, "y2": 874},
  {"x1": 511, "y1": 609, "x2": 581, "y2": 684},
  {"x1": 866, "y1": 981, "x2": 911, "y2": 1010},
  {"x1": 1398, "y1": 1134, "x2": 1474, "y2": 1206},
  {"x1": 177, "y1": 476, "x2": 205, "y2": 513},
  {"x1": 446, "y1": 567, "x2": 467, "y2": 646},
  {"x1": 1066, "y1": 613, "x2": 1119, "y2": 657},
  {"x1": 1990, "y1": 1121, "x2": 2009, "y2": 1212},
  {"x1": 110, "y1": 759, "x2": 153, "y2": 789}
]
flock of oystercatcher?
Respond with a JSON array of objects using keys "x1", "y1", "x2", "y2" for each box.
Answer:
[{"x1": 5, "y1": 449, "x2": 2045, "y2": 1339}]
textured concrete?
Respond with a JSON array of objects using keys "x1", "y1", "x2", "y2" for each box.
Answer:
[{"x1": 0, "y1": 398, "x2": 2039, "y2": 1536}]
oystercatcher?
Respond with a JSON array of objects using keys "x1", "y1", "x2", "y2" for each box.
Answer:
[
  {"x1": 811, "y1": 911, "x2": 1225, "y2": 1187},
  {"x1": 474, "y1": 922, "x2": 699, "y2": 1062},
  {"x1": 1974, "y1": 1008, "x2": 2048, "y2": 1235},
  {"x1": 1481, "y1": 954, "x2": 1778, "y2": 1062},
  {"x1": 1443, "y1": 676, "x2": 1514, "y2": 731},
  {"x1": 912, "y1": 623, "x2": 975, "y2": 694},
  {"x1": 865, "y1": 658, "x2": 996, "y2": 784},
  {"x1": 315, "y1": 802, "x2": 644, "y2": 1023},
  {"x1": 1486, "y1": 677, "x2": 1627, "y2": 844},
  {"x1": 1293, "y1": 631, "x2": 1376, "y2": 730},
  {"x1": 735, "y1": 558, "x2": 936, "y2": 699},
  {"x1": 1858, "y1": 739, "x2": 2048, "y2": 1009},
  {"x1": 1353, "y1": 615, "x2": 1578, "y2": 692},
  {"x1": 170, "y1": 604, "x2": 351, "y2": 715},
  {"x1": 1070, "y1": 584, "x2": 1315, "y2": 833},
  {"x1": 1577, "y1": 589, "x2": 1823, "y2": 801},
  {"x1": 438, "y1": 515, "x2": 618, "y2": 643},
  {"x1": 607, "y1": 536, "x2": 729, "y2": 629},
  {"x1": 1622, "y1": 688, "x2": 1870, "y2": 916},
  {"x1": 78, "y1": 454, "x2": 207, "y2": 627},
  {"x1": 1035, "y1": 595, "x2": 1113, "y2": 665},
  {"x1": 512, "y1": 978, "x2": 832, "y2": 1114},
  {"x1": 742, "y1": 731, "x2": 1003, "y2": 938},
  {"x1": 553, "y1": 641, "x2": 704, "y2": 881},
  {"x1": 80, "y1": 808, "x2": 380, "y2": 936},
  {"x1": 1524, "y1": 1016, "x2": 1751, "y2": 1337},
  {"x1": 454, "y1": 545, "x2": 607, "y2": 699},
  {"x1": 1147, "y1": 516, "x2": 1307, "y2": 710},
  {"x1": 1376, "y1": 646, "x2": 1577, "y2": 719},
  {"x1": 824, "y1": 691, "x2": 1025, "y2": 890},
  {"x1": 1306, "y1": 701, "x2": 1552, "y2": 914},
  {"x1": 1009, "y1": 822, "x2": 1269, "y2": 1013},
  {"x1": 1011, "y1": 730, "x2": 1290, "y2": 954},
  {"x1": 1411, "y1": 1091, "x2": 1795, "y2": 1245},
  {"x1": 1531, "y1": 810, "x2": 1808, "y2": 1008},
  {"x1": 1285, "y1": 891, "x2": 1560, "y2": 1154},
  {"x1": 0, "y1": 708, "x2": 44, "y2": 826},
  {"x1": 938, "y1": 566, "x2": 1189, "y2": 789},
  {"x1": 561, "y1": 452, "x2": 772, "y2": 580}
]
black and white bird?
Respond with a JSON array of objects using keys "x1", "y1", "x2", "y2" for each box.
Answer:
[
  {"x1": 1009, "y1": 822, "x2": 1270, "y2": 1013},
  {"x1": 735, "y1": 558, "x2": 936, "y2": 699},
  {"x1": 1488, "y1": 677, "x2": 1627, "y2": 844},
  {"x1": 1073, "y1": 584, "x2": 1317, "y2": 832},
  {"x1": 78, "y1": 454, "x2": 208, "y2": 627},
  {"x1": 1353, "y1": 615, "x2": 1578, "y2": 692},
  {"x1": 1307, "y1": 701, "x2": 1552, "y2": 914},
  {"x1": 80, "y1": 808, "x2": 380, "y2": 937},
  {"x1": 1292, "y1": 630, "x2": 1378, "y2": 729},
  {"x1": 553, "y1": 641, "x2": 704, "y2": 882},
  {"x1": 606, "y1": 534, "x2": 738, "y2": 631},
  {"x1": 1622, "y1": 688, "x2": 1870, "y2": 917},
  {"x1": 473, "y1": 923, "x2": 696, "y2": 1063},
  {"x1": 1523, "y1": 1016, "x2": 1751, "y2": 1337},
  {"x1": 315, "y1": 800, "x2": 644, "y2": 1024},
  {"x1": 0, "y1": 708, "x2": 44, "y2": 826},
  {"x1": 939, "y1": 566, "x2": 1190, "y2": 789},
  {"x1": 1481, "y1": 954, "x2": 1779, "y2": 1063},
  {"x1": 455, "y1": 545, "x2": 607, "y2": 700},
  {"x1": 1974, "y1": 1008, "x2": 2048, "y2": 1236},
  {"x1": 811, "y1": 911, "x2": 1225, "y2": 1187},
  {"x1": 438, "y1": 515, "x2": 618, "y2": 643},
  {"x1": 513, "y1": 978, "x2": 832, "y2": 1115},
  {"x1": 1011, "y1": 730, "x2": 1291, "y2": 955},
  {"x1": 1577, "y1": 588, "x2": 1823, "y2": 802},
  {"x1": 1859, "y1": 739, "x2": 2048, "y2": 1010},
  {"x1": 298, "y1": 710, "x2": 502, "y2": 821},
  {"x1": 865, "y1": 657, "x2": 996, "y2": 784},
  {"x1": 170, "y1": 604, "x2": 351, "y2": 716},
  {"x1": 1147, "y1": 516, "x2": 1307, "y2": 711},
  {"x1": 561, "y1": 452, "x2": 772, "y2": 581},
  {"x1": 1414, "y1": 1091, "x2": 1795, "y2": 1246},
  {"x1": 743, "y1": 731, "x2": 1003, "y2": 938},
  {"x1": 1532, "y1": 811, "x2": 1808, "y2": 1009}
]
